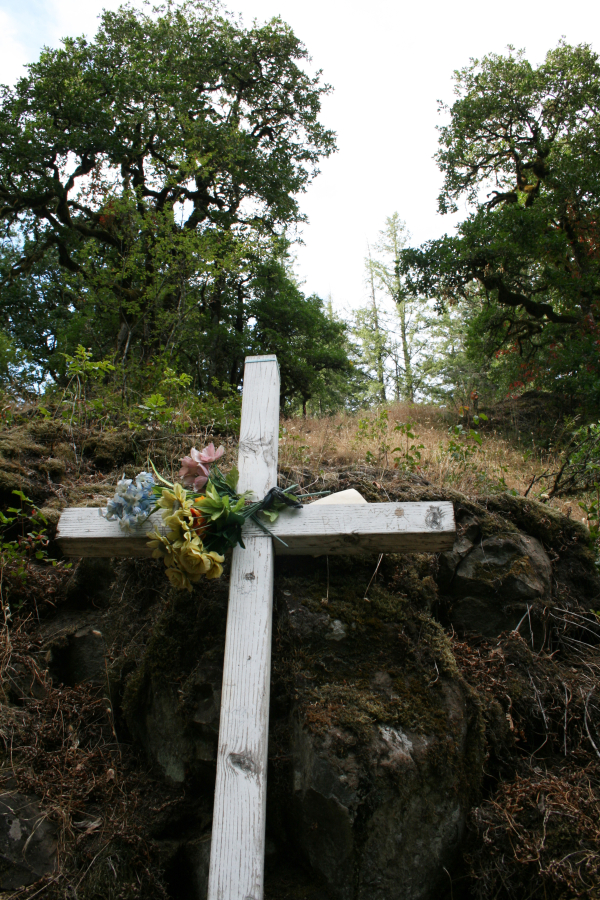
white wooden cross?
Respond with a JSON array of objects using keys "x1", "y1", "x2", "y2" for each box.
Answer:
[{"x1": 56, "y1": 355, "x2": 456, "y2": 900}]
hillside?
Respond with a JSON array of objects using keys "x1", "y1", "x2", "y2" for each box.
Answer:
[{"x1": 1, "y1": 405, "x2": 599, "y2": 900}]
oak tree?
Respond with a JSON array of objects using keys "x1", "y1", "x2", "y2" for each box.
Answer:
[
  {"x1": 399, "y1": 42, "x2": 600, "y2": 400},
  {"x1": 0, "y1": 0, "x2": 342, "y2": 400}
]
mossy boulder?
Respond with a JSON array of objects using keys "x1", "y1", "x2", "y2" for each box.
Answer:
[
  {"x1": 270, "y1": 559, "x2": 483, "y2": 900},
  {"x1": 0, "y1": 428, "x2": 45, "y2": 459},
  {"x1": 0, "y1": 423, "x2": 72, "y2": 504},
  {"x1": 483, "y1": 493, "x2": 600, "y2": 605},
  {"x1": 444, "y1": 532, "x2": 552, "y2": 638},
  {"x1": 117, "y1": 550, "x2": 484, "y2": 899},
  {"x1": 410, "y1": 491, "x2": 600, "y2": 643},
  {"x1": 121, "y1": 573, "x2": 230, "y2": 785}
]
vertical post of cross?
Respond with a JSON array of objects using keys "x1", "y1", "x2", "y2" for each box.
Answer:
[{"x1": 207, "y1": 356, "x2": 280, "y2": 900}]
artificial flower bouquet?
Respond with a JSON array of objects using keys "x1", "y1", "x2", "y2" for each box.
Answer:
[{"x1": 104, "y1": 443, "x2": 312, "y2": 591}]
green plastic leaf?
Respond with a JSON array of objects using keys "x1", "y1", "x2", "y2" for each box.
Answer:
[
  {"x1": 259, "y1": 508, "x2": 279, "y2": 523},
  {"x1": 226, "y1": 467, "x2": 239, "y2": 490}
]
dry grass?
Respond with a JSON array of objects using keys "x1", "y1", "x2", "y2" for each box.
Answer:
[
  {"x1": 0, "y1": 602, "x2": 175, "y2": 899},
  {"x1": 279, "y1": 402, "x2": 585, "y2": 522}
]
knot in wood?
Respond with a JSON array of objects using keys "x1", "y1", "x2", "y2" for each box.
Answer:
[{"x1": 228, "y1": 751, "x2": 257, "y2": 776}]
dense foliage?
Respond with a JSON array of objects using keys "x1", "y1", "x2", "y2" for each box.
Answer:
[
  {"x1": 3, "y1": 19, "x2": 600, "y2": 417},
  {"x1": 398, "y1": 42, "x2": 600, "y2": 406},
  {"x1": 0, "y1": 0, "x2": 350, "y2": 409}
]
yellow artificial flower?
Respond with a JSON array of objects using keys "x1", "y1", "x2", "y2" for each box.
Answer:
[
  {"x1": 163, "y1": 513, "x2": 190, "y2": 542},
  {"x1": 165, "y1": 565, "x2": 192, "y2": 592},
  {"x1": 147, "y1": 530, "x2": 176, "y2": 567},
  {"x1": 158, "y1": 483, "x2": 193, "y2": 516},
  {"x1": 147, "y1": 483, "x2": 226, "y2": 589},
  {"x1": 204, "y1": 551, "x2": 225, "y2": 580},
  {"x1": 179, "y1": 536, "x2": 212, "y2": 576}
]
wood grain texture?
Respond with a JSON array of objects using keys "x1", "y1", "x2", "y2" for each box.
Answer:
[
  {"x1": 208, "y1": 537, "x2": 274, "y2": 900},
  {"x1": 207, "y1": 356, "x2": 280, "y2": 900},
  {"x1": 56, "y1": 501, "x2": 456, "y2": 558}
]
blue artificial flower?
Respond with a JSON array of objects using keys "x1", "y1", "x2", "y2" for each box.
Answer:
[{"x1": 105, "y1": 471, "x2": 156, "y2": 532}]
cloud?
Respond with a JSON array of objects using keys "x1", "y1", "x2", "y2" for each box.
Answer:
[{"x1": 0, "y1": 9, "x2": 30, "y2": 86}]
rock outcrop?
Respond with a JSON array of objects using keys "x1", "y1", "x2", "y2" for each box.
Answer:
[
  {"x1": 438, "y1": 509, "x2": 553, "y2": 639},
  {"x1": 2, "y1": 432, "x2": 600, "y2": 900},
  {"x1": 0, "y1": 789, "x2": 57, "y2": 890}
]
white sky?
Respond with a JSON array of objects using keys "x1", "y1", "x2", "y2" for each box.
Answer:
[{"x1": 0, "y1": 0, "x2": 597, "y2": 314}]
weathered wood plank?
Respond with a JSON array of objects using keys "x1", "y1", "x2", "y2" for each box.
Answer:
[
  {"x1": 207, "y1": 356, "x2": 280, "y2": 900},
  {"x1": 208, "y1": 535, "x2": 273, "y2": 900},
  {"x1": 244, "y1": 500, "x2": 456, "y2": 553},
  {"x1": 56, "y1": 501, "x2": 456, "y2": 557}
]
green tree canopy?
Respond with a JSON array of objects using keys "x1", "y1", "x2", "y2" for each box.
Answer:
[
  {"x1": 398, "y1": 42, "x2": 600, "y2": 401},
  {"x1": 0, "y1": 0, "x2": 346, "y2": 404}
]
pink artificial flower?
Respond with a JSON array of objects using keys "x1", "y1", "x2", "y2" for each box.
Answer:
[
  {"x1": 178, "y1": 444, "x2": 224, "y2": 490},
  {"x1": 179, "y1": 449, "x2": 209, "y2": 489},
  {"x1": 197, "y1": 443, "x2": 225, "y2": 464}
]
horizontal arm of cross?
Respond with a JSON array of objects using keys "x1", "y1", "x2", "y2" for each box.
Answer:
[{"x1": 56, "y1": 501, "x2": 456, "y2": 558}]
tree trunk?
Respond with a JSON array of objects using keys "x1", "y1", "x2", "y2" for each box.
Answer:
[
  {"x1": 368, "y1": 248, "x2": 386, "y2": 403},
  {"x1": 397, "y1": 293, "x2": 414, "y2": 402}
]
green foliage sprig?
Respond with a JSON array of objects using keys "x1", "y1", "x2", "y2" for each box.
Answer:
[
  {"x1": 391, "y1": 421, "x2": 425, "y2": 472},
  {"x1": 0, "y1": 490, "x2": 67, "y2": 621}
]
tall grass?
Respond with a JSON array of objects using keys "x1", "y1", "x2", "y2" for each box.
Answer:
[{"x1": 279, "y1": 402, "x2": 582, "y2": 521}]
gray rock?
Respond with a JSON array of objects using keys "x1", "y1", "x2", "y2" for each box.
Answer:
[
  {"x1": 185, "y1": 836, "x2": 211, "y2": 899},
  {"x1": 65, "y1": 557, "x2": 115, "y2": 608},
  {"x1": 326, "y1": 619, "x2": 348, "y2": 641},
  {"x1": 45, "y1": 618, "x2": 107, "y2": 686},
  {"x1": 437, "y1": 514, "x2": 481, "y2": 589},
  {"x1": 0, "y1": 791, "x2": 57, "y2": 889},
  {"x1": 290, "y1": 681, "x2": 471, "y2": 900},
  {"x1": 280, "y1": 591, "x2": 332, "y2": 640},
  {"x1": 447, "y1": 533, "x2": 552, "y2": 638},
  {"x1": 66, "y1": 626, "x2": 107, "y2": 685},
  {"x1": 130, "y1": 665, "x2": 222, "y2": 783}
]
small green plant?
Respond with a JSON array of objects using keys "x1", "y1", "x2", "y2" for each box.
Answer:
[
  {"x1": 162, "y1": 367, "x2": 193, "y2": 400},
  {"x1": 391, "y1": 420, "x2": 425, "y2": 472},
  {"x1": 357, "y1": 408, "x2": 393, "y2": 465},
  {"x1": 0, "y1": 490, "x2": 68, "y2": 620},
  {"x1": 579, "y1": 482, "x2": 600, "y2": 543},
  {"x1": 446, "y1": 423, "x2": 484, "y2": 463},
  {"x1": 193, "y1": 379, "x2": 242, "y2": 434},
  {"x1": 138, "y1": 392, "x2": 175, "y2": 428},
  {"x1": 60, "y1": 345, "x2": 116, "y2": 427},
  {"x1": 0, "y1": 489, "x2": 49, "y2": 568}
]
